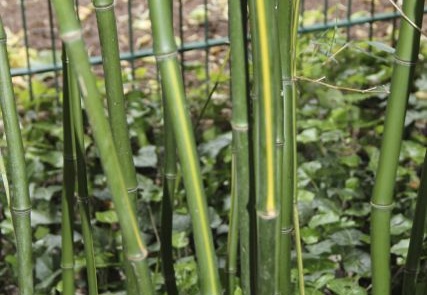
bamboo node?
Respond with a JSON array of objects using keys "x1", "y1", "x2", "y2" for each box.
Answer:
[
  {"x1": 164, "y1": 173, "x2": 177, "y2": 180},
  {"x1": 393, "y1": 55, "x2": 417, "y2": 67},
  {"x1": 11, "y1": 206, "x2": 31, "y2": 215},
  {"x1": 370, "y1": 201, "x2": 394, "y2": 210},
  {"x1": 63, "y1": 154, "x2": 77, "y2": 162},
  {"x1": 403, "y1": 267, "x2": 418, "y2": 275},
  {"x1": 224, "y1": 267, "x2": 237, "y2": 274},
  {"x1": 231, "y1": 122, "x2": 249, "y2": 131},
  {"x1": 127, "y1": 186, "x2": 138, "y2": 193},
  {"x1": 60, "y1": 263, "x2": 74, "y2": 270},
  {"x1": 0, "y1": 36, "x2": 6, "y2": 44},
  {"x1": 76, "y1": 194, "x2": 90, "y2": 204},
  {"x1": 257, "y1": 209, "x2": 279, "y2": 219},
  {"x1": 282, "y1": 77, "x2": 294, "y2": 86},
  {"x1": 281, "y1": 226, "x2": 294, "y2": 235},
  {"x1": 127, "y1": 251, "x2": 148, "y2": 262},
  {"x1": 60, "y1": 30, "x2": 82, "y2": 43},
  {"x1": 155, "y1": 51, "x2": 178, "y2": 62},
  {"x1": 93, "y1": 0, "x2": 115, "y2": 11},
  {"x1": 275, "y1": 140, "x2": 284, "y2": 147}
]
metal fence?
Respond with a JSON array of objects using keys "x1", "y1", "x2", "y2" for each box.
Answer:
[{"x1": 1, "y1": 0, "x2": 427, "y2": 100}]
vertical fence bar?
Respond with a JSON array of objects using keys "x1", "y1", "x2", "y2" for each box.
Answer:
[
  {"x1": 127, "y1": 0, "x2": 135, "y2": 86},
  {"x1": 179, "y1": 0, "x2": 186, "y2": 87},
  {"x1": 19, "y1": 0, "x2": 33, "y2": 100},
  {"x1": 204, "y1": 0, "x2": 210, "y2": 98},
  {"x1": 346, "y1": 0, "x2": 352, "y2": 40},
  {"x1": 48, "y1": 0, "x2": 60, "y2": 103},
  {"x1": 323, "y1": 0, "x2": 328, "y2": 25},
  {"x1": 369, "y1": 0, "x2": 375, "y2": 41}
]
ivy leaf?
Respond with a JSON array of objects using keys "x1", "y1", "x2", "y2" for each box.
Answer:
[{"x1": 327, "y1": 278, "x2": 367, "y2": 295}]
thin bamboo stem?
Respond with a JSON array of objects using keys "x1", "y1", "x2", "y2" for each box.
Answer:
[
  {"x1": 51, "y1": 1, "x2": 154, "y2": 293},
  {"x1": 370, "y1": 0, "x2": 424, "y2": 293},
  {"x1": 64, "y1": 48, "x2": 98, "y2": 294},
  {"x1": 61, "y1": 47, "x2": 76, "y2": 295},
  {"x1": 402, "y1": 150, "x2": 427, "y2": 294},
  {"x1": 0, "y1": 17, "x2": 33, "y2": 295},
  {"x1": 290, "y1": 1, "x2": 305, "y2": 293},
  {"x1": 277, "y1": 0, "x2": 295, "y2": 293},
  {"x1": 160, "y1": 97, "x2": 179, "y2": 295},
  {"x1": 147, "y1": 1, "x2": 221, "y2": 293},
  {"x1": 228, "y1": 0, "x2": 251, "y2": 294},
  {"x1": 92, "y1": 0, "x2": 139, "y2": 292},
  {"x1": 226, "y1": 157, "x2": 239, "y2": 295}
]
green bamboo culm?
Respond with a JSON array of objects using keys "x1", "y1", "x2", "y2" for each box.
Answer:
[
  {"x1": 370, "y1": 0, "x2": 424, "y2": 293},
  {"x1": 247, "y1": 0, "x2": 281, "y2": 293},
  {"x1": 277, "y1": 0, "x2": 295, "y2": 293},
  {"x1": 228, "y1": 0, "x2": 251, "y2": 294},
  {"x1": 159, "y1": 4, "x2": 179, "y2": 294},
  {"x1": 64, "y1": 46, "x2": 98, "y2": 295},
  {"x1": 226, "y1": 158, "x2": 239, "y2": 295},
  {"x1": 402, "y1": 150, "x2": 427, "y2": 294},
  {"x1": 147, "y1": 0, "x2": 221, "y2": 293},
  {"x1": 160, "y1": 95, "x2": 179, "y2": 295},
  {"x1": 0, "y1": 17, "x2": 33, "y2": 295},
  {"x1": 289, "y1": 0, "x2": 305, "y2": 294},
  {"x1": 92, "y1": 0, "x2": 139, "y2": 292},
  {"x1": 51, "y1": 1, "x2": 154, "y2": 294},
  {"x1": 61, "y1": 48, "x2": 76, "y2": 295}
]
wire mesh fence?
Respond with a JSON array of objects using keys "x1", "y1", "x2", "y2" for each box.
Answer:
[{"x1": 1, "y1": 0, "x2": 426, "y2": 100}]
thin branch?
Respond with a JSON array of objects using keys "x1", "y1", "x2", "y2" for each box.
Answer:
[
  {"x1": 296, "y1": 75, "x2": 390, "y2": 94},
  {"x1": 387, "y1": 0, "x2": 427, "y2": 39}
]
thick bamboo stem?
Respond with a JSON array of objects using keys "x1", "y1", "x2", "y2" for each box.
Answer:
[
  {"x1": 247, "y1": 0, "x2": 281, "y2": 293},
  {"x1": 277, "y1": 0, "x2": 295, "y2": 293},
  {"x1": 0, "y1": 17, "x2": 33, "y2": 295},
  {"x1": 51, "y1": 1, "x2": 154, "y2": 293},
  {"x1": 370, "y1": 0, "x2": 424, "y2": 293},
  {"x1": 159, "y1": 5, "x2": 178, "y2": 294},
  {"x1": 147, "y1": 1, "x2": 221, "y2": 294},
  {"x1": 92, "y1": 0, "x2": 139, "y2": 292}
]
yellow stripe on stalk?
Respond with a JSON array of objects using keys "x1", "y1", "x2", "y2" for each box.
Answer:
[
  {"x1": 167, "y1": 61, "x2": 220, "y2": 294},
  {"x1": 256, "y1": 0, "x2": 275, "y2": 213}
]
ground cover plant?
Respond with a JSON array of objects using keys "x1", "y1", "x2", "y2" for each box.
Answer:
[{"x1": 0, "y1": 0, "x2": 426, "y2": 294}]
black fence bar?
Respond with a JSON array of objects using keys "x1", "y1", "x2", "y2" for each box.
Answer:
[{"x1": 8, "y1": 7, "x2": 427, "y2": 78}]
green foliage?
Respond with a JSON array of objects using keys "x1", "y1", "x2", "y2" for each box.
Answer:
[{"x1": 0, "y1": 27, "x2": 426, "y2": 294}]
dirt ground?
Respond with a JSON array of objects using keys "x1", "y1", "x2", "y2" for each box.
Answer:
[{"x1": 1, "y1": 0, "x2": 423, "y2": 56}]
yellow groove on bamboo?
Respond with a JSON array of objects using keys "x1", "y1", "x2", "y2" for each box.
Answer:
[
  {"x1": 167, "y1": 61, "x2": 219, "y2": 294},
  {"x1": 256, "y1": 0, "x2": 275, "y2": 213}
]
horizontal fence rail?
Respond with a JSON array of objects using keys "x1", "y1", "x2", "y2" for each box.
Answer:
[{"x1": 1, "y1": 0, "x2": 426, "y2": 100}]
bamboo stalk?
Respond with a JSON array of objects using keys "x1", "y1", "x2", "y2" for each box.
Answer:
[
  {"x1": 247, "y1": 0, "x2": 281, "y2": 293},
  {"x1": 402, "y1": 150, "x2": 427, "y2": 294},
  {"x1": 159, "y1": 4, "x2": 178, "y2": 294},
  {"x1": 160, "y1": 96, "x2": 179, "y2": 295},
  {"x1": 277, "y1": 0, "x2": 295, "y2": 293},
  {"x1": 64, "y1": 47, "x2": 99, "y2": 294},
  {"x1": 370, "y1": 0, "x2": 424, "y2": 293},
  {"x1": 0, "y1": 17, "x2": 33, "y2": 295},
  {"x1": 289, "y1": 1, "x2": 305, "y2": 294},
  {"x1": 61, "y1": 47, "x2": 76, "y2": 295},
  {"x1": 147, "y1": 1, "x2": 221, "y2": 293},
  {"x1": 226, "y1": 157, "x2": 239, "y2": 295},
  {"x1": 92, "y1": 0, "x2": 139, "y2": 292},
  {"x1": 51, "y1": 1, "x2": 154, "y2": 293},
  {"x1": 228, "y1": 0, "x2": 251, "y2": 294}
]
